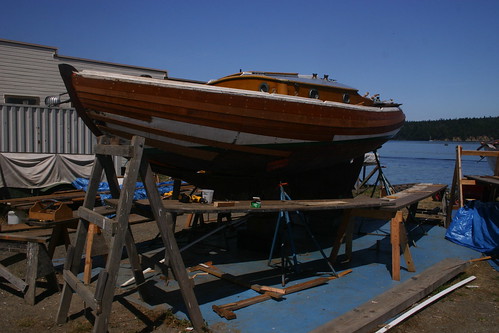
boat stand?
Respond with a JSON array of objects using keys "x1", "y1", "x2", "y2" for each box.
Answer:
[
  {"x1": 55, "y1": 135, "x2": 204, "y2": 333},
  {"x1": 355, "y1": 150, "x2": 394, "y2": 197},
  {"x1": 268, "y1": 183, "x2": 337, "y2": 286}
]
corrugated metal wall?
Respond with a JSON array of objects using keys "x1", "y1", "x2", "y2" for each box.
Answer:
[{"x1": 0, "y1": 104, "x2": 95, "y2": 154}]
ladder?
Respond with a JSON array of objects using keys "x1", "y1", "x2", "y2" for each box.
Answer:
[{"x1": 55, "y1": 135, "x2": 204, "y2": 332}]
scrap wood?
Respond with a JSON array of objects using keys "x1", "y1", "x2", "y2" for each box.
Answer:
[
  {"x1": 189, "y1": 262, "x2": 283, "y2": 298},
  {"x1": 310, "y1": 258, "x2": 468, "y2": 333},
  {"x1": 213, "y1": 201, "x2": 237, "y2": 207},
  {"x1": 375, "y1": 275, "x2": 477, "y2": 333},
  {"x1": 468, "y1": 255, "x2": 492, "y2": 263},
  {"x1": 213, "y1": 269, "x2": 352, "y2": 320}
]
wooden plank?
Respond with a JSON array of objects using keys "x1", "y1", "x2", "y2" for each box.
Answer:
[
  {"x1": 94, "y1": 143, "x2": 134, "y2": 157},
  {"x1": 77, "y1": 207, "x2": 117, "y2": 234},
  {"x1": 0, "y1": 233, "x2": 50, "y2": 243},
  {"x1": 0, "y1": 262, "x2": 28, "y2": 292},
  {"x1": 310, "y1": 258, "x2": 469, "y2": 333},
  {"x1": 0, "y1": 190, "x2": 87, "y2": 206},
  {"x1": 84, "y1": 223, "x2": 97, "y2": 285},
  {"x1": 24, "y1": 242, "x2": 39, "y2": 305},
  {"x1": 399, "y1": 222, "x2": 415, "y2": 273},
  {"x1": 91, "y1": 113, "x2": 291, "y2": 157},
  {"x1": 329, "y1": 209, "x2": 354, "y2": 262},
  {"x1": 460, "y1": 179, "x2": 476, "y2": 185},
  {"x1": 213, "y1": 201, "x2": 237, "y2": 207},
  {"x1": 192, "y1": 263, "x2": 282, "y2": 299},
  {"x1": 390, "y1": 211, "x2": 402, "y2": 281},
  {"x1": 381, "y1": 184, "x2": 447, "y2": 211},
  {"x1": 63, "y1": 269, "x2": 100, "y2": 311},
  {"x1": 0, "y1": 223, "x2": 45, "y2": 233},
  {"x1": 457, "y1": 146, "x2": 464, "y2": 207},
  {"x1": 466, "y1": 175, "x2": 499, "y2": 186},
  {"x1": 135, "y1": 196, "x2": 392, "y2": 215},
  {"x1": 213, "y1": 270, "x2": 353, "y2": 319},
  {"x1": 460, "y1": 150, "x2": 499, "y2": 157},
  {"x1": 139, "y1": 158, "x2": 205, "y2": 331}
]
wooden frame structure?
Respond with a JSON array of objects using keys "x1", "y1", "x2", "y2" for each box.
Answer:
[
  {"x1": 446, "y1": 145, "x2": 499, "y2": 226},
  {"x1": 55, "y1": 136, "x2": 204, "y2": 333},
  {"x1": 0, "y1": 232, "x2": 59, "y2": 305},
  {"x1": 329, "y1": 184, "x2": 447, "y2": 281},
  {"x1": 0, "y1": 217, "x2": 75, "y2": 304}
]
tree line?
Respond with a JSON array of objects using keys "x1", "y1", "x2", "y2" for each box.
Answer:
[{"x1": 395, "y1": 116, "x2": 499, "y2": 141}]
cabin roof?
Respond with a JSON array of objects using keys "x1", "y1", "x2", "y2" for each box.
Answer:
[{"x1": 212, "y1": 71, "x2": 358, "y2": 91}]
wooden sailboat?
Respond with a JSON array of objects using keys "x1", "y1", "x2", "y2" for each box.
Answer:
[{"x1": 59, "y1": 65, "x2": 405, "y2": 199}]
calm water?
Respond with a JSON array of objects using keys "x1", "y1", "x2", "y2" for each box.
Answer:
[{"x1": 370, "y1": 141, "x2": 492, "y2": 186}]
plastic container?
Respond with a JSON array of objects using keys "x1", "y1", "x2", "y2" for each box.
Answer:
[
  {"x1": 7, "y1": 211, "x2": 20, "y2": 225},
  {"x1": 201, "y1": 189, "x2": 214, "y2": 204}
]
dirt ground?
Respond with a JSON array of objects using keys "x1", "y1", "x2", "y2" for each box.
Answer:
[{"x1": 0, "y1": 197, "x2": 497, "y2": 333}]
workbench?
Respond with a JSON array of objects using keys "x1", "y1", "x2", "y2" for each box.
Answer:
[
  {"x1": 134, "y1": 196, "x2": 394, "y2": 279},
  {"x1": 329, "y1": 183, "x2": 447, "y2": 280},
  {"x1": 0, "y1": 217, "x2": 77, "y2": 304},
  {"x1": 136, "y1": 196, "x2": 393, "y2": 214},
  {"x1": 464, "y1": 175, "x2": 499, "y2": 202}
]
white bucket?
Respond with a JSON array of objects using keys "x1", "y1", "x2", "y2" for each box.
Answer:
[
  {"x1": 7, "y1": 211, "x2": 20, "y2": 225},
  {"x1": 201, "y1": 189, "x2": 214, "y2": 204}
]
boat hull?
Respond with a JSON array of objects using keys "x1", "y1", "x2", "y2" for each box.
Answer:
[{"x1": 59, "y1": 64, "x2": 405, "y2": 199}]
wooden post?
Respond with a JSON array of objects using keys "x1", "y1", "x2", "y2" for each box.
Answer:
[
  {"x1": 329, "y1": 209, "x2": 353, "y2": 263},
  {"x1": 139, "y1": 157, "x2": 204, "y2": 331},
  {"x1": 83, "y1": 223, "x2": 97, "y2": 284},
  {"x1": 399, "y1": 221, "x2": 415, "y2": 273},
  {"x1": 390, "y1": 211, "x2": 403, "y2": 281},
  {"x1": 456, "y1": 145, "x2": 464, "y2": 207}
]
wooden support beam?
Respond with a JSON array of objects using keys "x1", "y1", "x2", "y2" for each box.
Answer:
[
  {"x1": 390, "y1": 211, "x2": 402, "y2": 281},
  {"x1": 310, "y1": 258, "x2": 469, "y2": 333}
]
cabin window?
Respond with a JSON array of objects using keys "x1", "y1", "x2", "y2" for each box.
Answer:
[
  {"x1": 343, "y1": 93, "x2": 350, "y2": 103},
  {"x1": 4, "y1": 95, "x2": 40, "y2": 105},
  {"x1": 309, "y1": 89, "x2": 319, "y2": 99},
  {"x1": 259, "y1": 82, "x2": 269, "y2": 93}
]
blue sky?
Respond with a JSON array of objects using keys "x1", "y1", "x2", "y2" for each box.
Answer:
[{"x1": 2, "y1": 0, "x2": 498, "y2": 121}]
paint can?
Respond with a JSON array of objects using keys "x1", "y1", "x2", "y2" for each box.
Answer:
[{"x1": 251, "y1": 197, "x2": 261, "y2": 208}]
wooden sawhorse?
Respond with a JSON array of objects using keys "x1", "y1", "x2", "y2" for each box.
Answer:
[
  {"x1": 55, "y1": 136, "x2": 204, "y2": 333},
  {"x1": 0, "y1": 232, "x2": 59, "y2": 305},
  {"x1": 329, "y1": 183, "x2": 447, "y2": 280}
]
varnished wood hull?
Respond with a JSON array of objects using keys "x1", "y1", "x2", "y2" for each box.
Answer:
[{"x1": 59, "y1": 65, "x2": 405, "y2": 199}]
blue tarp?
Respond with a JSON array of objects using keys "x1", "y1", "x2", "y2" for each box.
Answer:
[
  {"x1": 72, "y1": 178, "x2": 177, "y2": 203},
  {"x1": 445, "y1": 201, "x2": 499, "y2": 255}
]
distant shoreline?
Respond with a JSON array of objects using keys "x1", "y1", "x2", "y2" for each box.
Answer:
[
  {"x1": 394, "y1": 117, "x2": 498, "y2": 142},
  {"x1": 393, "y1": 138, "x2": 488, "y2": 143}
]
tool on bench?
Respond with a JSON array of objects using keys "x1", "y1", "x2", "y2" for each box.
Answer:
[{"x1": 28, "y1": 200, "x2": 73, "y2": 222}]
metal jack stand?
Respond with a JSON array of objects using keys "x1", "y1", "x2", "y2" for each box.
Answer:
[
  {"x1": 55, "y1": 136, "x2": 203, "y2": 333},
  {"x1": 268, "y1": 183, "x2": 337, "y2": 286}
]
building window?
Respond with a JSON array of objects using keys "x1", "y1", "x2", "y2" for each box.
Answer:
[{"x1": 5, "y1": 95, "x2": 40, "y2": 105}]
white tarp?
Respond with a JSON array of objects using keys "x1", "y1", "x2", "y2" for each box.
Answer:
[{"x1": 0, "y1": 153, "x2": 94, "y2": 188}]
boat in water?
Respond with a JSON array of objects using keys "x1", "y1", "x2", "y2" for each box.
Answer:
[{"x1": 59, "y1": 64, "x2": 405, "y2": 199}]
